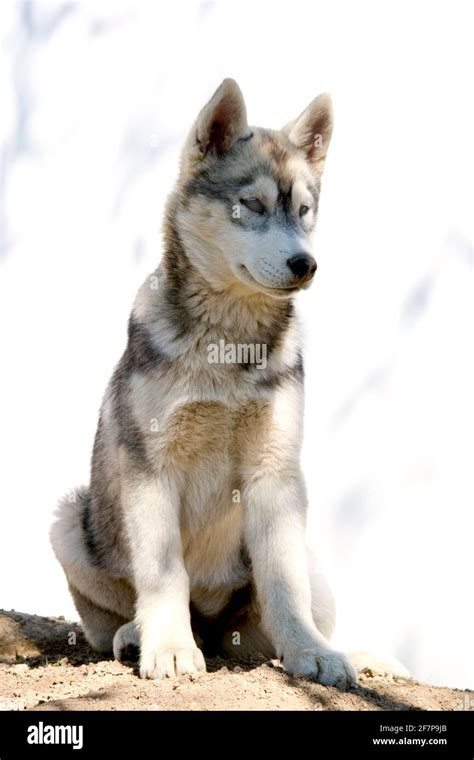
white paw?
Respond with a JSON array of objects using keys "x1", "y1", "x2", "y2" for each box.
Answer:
[
  {"x1": 113, "y1": 622, "x2": 140, "y2": 661},
  {"x1": 139, "y1": 645, "x2": 206, "y2": 679},
  {"x1": 283, "y1": 647, "x2": 357, "y2": 690}
]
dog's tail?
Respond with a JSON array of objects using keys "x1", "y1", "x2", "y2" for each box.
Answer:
[{"x1": 50, "y1": 485, "x2": 90, "y2": 569}]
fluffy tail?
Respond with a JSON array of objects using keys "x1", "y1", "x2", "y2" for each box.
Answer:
[{"x1": 50, "y1": 485, "x2": 90, "y2": 570}]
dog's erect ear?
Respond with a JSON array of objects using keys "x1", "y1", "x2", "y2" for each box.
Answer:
[
  {"x1": 283, "y1": 93, "x2": 333, "y2": 174},
  {"x1": 194, "y1": 78, "x2": 249, "y2": 157}
]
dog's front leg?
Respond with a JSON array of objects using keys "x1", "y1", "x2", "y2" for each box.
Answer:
[
  {"x1": 124, "y1": 475, "x2": 206, "y2": 679},
  {"x1": 244, "y1": 472, "x2": 356, "y2": 689}
]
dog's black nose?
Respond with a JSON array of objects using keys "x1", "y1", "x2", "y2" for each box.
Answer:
[{"x1": 286, "y1": 253, "x2": 317, "y2": 279}]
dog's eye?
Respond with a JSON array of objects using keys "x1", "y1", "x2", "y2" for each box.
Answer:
[
  {"x1": 299, "y1": 205, "x2": 310, "y2": 217},
  {"x1": 241, "y1": 198, "x2": 265, "y2": 215}
]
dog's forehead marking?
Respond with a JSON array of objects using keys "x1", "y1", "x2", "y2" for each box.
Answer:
[
  {"x1": 182, "y1": 125, "x2": 318, "y2": 211},
  {"x1": 245, "y1": 129, "x2": 315, "y2": 195},
  {"x1": 240, "y1": 174, "x2": 278, "y2": 204}
]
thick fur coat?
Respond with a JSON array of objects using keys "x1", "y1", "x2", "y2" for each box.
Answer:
[{"x1": 51, "y1": 79, "x2": 356, "y2": 688}]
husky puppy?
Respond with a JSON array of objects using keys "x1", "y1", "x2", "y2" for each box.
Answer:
[{"x1": 51, "y1": 79, "x2": 357, "y2": 689}]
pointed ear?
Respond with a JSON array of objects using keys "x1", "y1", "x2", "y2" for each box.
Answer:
[
  {"x1": 193, "y1": 78, "x2": 249, "y2": 158},
  {"x1": 283, "y1": 93, "x2": 333, "y2": 174}
]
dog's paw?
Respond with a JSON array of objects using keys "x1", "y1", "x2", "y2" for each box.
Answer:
[
  {"x1": 283, "y1": 647, "x2": 357, "y2": 690},
  {"x1": 139, "y1": 645, "x2": 206, "y2": 679},
  {"x1": 113, "y1": 622, "x2": 140, "y2": 661}
]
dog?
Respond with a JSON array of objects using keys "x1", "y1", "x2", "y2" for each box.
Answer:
[{"x1": 51, "y1": 79, "x2": 357, "y2": 689}]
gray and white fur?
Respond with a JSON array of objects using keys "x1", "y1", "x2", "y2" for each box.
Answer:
[{"x1": 51, "y1": 79, "x2": 357, "y2": 688}]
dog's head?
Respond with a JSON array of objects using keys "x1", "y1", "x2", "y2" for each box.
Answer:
[{"x1": 173, "y1": 78, "x2": 333, "y2": 298}]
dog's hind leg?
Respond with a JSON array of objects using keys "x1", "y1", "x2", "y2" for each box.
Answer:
[
  {"x1": 68, "y1": 583, "x2": 129, "y2": 653},
  {"x1": 50, "y1": 488, "x2": 136, "y2": 654},
  {"x1": 68, "y1": 584, "x2": 140, "y2": 659}
]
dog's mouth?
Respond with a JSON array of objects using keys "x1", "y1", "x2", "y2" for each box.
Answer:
[{"x1": 238, "y1": 264, "x2": 304, "y2": 297}]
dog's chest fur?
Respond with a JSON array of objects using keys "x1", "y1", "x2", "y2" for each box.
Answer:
[
  {"x1": 129, "y1": 336, "x2": 281, "y2": 527},
  {"x1": 91, "y1": 269, "x2": 304, "y2": 601},
  {"x1": 119, "y1": 356, "x2": 267, "y2": 602},
  {"x1": 126, "y1": 270, "x2": 304, "y2": 497}
]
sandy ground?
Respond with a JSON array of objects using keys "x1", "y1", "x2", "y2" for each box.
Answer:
[{"x1": 0, "y1": 610, "x2": 471, "y2": 712}]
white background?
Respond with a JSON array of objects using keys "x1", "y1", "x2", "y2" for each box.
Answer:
[{"x1": 0, "y1": 0, "x2": 472, "y2": 689}]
